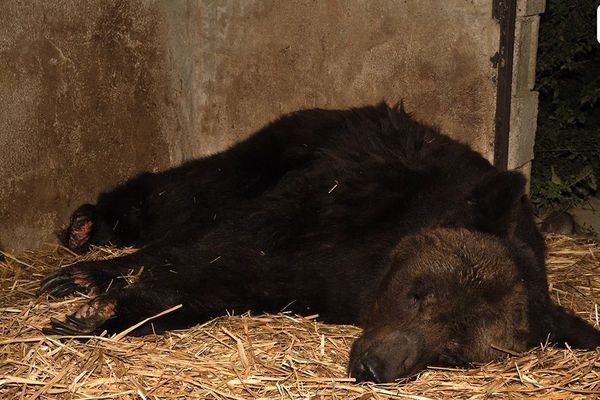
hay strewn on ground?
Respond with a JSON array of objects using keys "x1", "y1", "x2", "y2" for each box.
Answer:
[{"x1": 1, "y1": 235, "x2": 599, "y2": 399}]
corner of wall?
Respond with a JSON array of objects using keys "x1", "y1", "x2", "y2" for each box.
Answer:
[{"x1": 508, "y1": 0, "x2": 545, "y2": 187}]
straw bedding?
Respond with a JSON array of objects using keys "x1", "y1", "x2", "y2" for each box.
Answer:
[{"x1": 1, "y1": 234, "x2": 599, "y2": 399}]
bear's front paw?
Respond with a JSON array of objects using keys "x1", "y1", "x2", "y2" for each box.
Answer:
[{"x1": 61, "y1": 204, "x2": 97, "y2": 253}]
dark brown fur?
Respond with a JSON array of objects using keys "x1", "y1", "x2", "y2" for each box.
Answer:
[{"x1": 39, "y1": 103, "x2": 600, "y2": 383}]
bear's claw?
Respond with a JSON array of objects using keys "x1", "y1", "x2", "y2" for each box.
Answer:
[
  {"x1": 42, "y1": 298, "x2": 115, "y2": 336},
  {"x1": 38, "y1": 267, "x2": 91, "y2": 297},
  {"x1": 62, "y1": 204, "x2": 97, "y2": 252}
]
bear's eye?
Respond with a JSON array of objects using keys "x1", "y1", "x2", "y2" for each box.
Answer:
[
  {"x1": 409, "y1": 290, "x2": 434, "y2": 309},
  {"x1": 409, "y1": 292, "x2": 428, "y2": 308},
  {"x1": 409, "y1": 278, "x2": 433, "y2": 307}
]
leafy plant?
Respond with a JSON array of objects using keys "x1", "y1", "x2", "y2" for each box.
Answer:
[{"x1": 530, "y1": 0, "x2": 600, "y2": 210}]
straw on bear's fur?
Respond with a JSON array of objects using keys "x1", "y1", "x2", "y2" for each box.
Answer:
[{"x1": 1, "y1": 234, "x2": 599, "y2": 399}]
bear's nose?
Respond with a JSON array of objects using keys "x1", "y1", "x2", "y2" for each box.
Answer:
[{"x1": 354, "y1": 355, "x2": 384, "y2": 383}]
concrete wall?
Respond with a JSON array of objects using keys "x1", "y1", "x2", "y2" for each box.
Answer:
[
  {"x1": 508, "y1": 0, "x2": 545, "y2": 180},
  {"x1": 0, "y1": 1, "x2": 176, "y2": 251},
  {"x1": 0, "y1": 0, "x2": 503, "y2": 251}
]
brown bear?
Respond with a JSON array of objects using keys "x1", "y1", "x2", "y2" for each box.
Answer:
[{"x1": 39, "y1": 103, "x2": 600, "y2": 383}]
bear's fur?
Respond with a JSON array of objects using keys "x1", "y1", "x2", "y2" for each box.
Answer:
[{"x1": 40, "y1": 103, "x2": 600, "y2": 383}]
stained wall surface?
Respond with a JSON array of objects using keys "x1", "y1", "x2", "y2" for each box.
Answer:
[{"x1": 0, "y1": 1, "x2": 501, "y2": 251}]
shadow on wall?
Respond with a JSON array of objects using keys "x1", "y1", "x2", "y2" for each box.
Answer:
[{"x1": 1, "y1": 1, "x2": 502, "y2": 251}]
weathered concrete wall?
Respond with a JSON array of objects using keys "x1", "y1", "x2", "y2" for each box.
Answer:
[
  {"x1": 0, "y1": 0, "x2": 502, "y2": 251},
  {"x1": 162, "y1": 1, "x2": 500, "y2": 159},
  {"x1": 0, "y1": 1, "x2": 179, "y2": 251},
  {"x1": 508, "y1": 0, "x2": 545, "y2": 182}
]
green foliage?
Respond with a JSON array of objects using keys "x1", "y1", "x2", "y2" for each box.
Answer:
[{"x1": 530, "y1": 0, "x2": 600, "y2": 210}]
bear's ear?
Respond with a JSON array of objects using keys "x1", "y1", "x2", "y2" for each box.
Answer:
[
  {"x1": 548, "y1": 305, "x2": 600, "y2": 349},
  {"x1": 469, "y1": 171, "x2": 527, "y2": 237}
]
